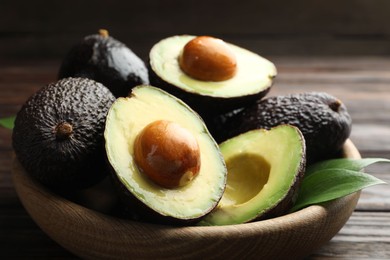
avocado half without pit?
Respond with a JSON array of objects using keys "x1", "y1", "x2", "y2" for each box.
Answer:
[
  {"x1": 148, "y1": 35, "x2": 277, "y2": 114},
  {"x1": 104, "y1": 85, "x2": 227, "y2": 224},
  {"x1": 199, "y1": 125, "x2": 306, "y2": 226}
]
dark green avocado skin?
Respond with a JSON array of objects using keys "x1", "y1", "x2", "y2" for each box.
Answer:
[
  {"x1": 58, "y1": 33, "x2": 149, "y2": 97},
  {"x1": 12, "y1": 77, "x2": 116, "y2": 190},
  {"x1": 109, "y1": 167, "x2": 203, "y2": 226},
  {"x1": 225, "y1": 92, "x2": 352, "y2": 163},
  {"x1": 148, "y1": 66, "x2": 271, "y2": 141},
  {"x1": 205, "y1": 107, "x2": 245, "y2": 143},
  {"x1": 148, "y1": 64, "x2": 271, "y2": 116}
]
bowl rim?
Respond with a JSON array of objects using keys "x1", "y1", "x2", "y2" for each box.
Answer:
[{"x1": 12, "y1": 139, "x2": 361, "y2": 259}]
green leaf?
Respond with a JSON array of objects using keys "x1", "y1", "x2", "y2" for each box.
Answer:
[
  {"x1": 306, "y1": 158, "x2": 390, "y2": 176},
  {"x1": 0, "y1": 116, "x2": 15, "y2": 129},
  {"x1": 290, "y1": 168, "x2": 386, "y2": 212}
]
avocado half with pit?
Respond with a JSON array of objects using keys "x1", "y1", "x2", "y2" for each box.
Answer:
[
  {"x1": 148, "y1": 35, "x2": 277, "y2": 114},
  {"x1": 104, "y1": 85, "x2": 227, "y2": 224},
  {"x1": 199, "y1": 125, "x2": 306, "y2": 226}
]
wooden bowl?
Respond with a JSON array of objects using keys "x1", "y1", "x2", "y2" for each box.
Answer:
[{"x1": 12, "y1": 139, "x2": 361, "y2": 259}]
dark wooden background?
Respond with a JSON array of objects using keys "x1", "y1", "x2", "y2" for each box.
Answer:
[{"x1": 2, "y1": 0, "x2": 390, "y2": 62}]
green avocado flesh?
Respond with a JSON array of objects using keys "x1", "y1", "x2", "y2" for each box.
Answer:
[
  {"x1": 104, "y1": 86, "x2": 227, "y2": 221},
  {"x1": 199, "y1": 125, "x2": 305, "y2": 226},
  {"x1": 149, "y1": 35, "x2": 277, "y2": 98}
]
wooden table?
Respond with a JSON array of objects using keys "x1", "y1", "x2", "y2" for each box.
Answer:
[{"x1": 1, "y1": 57, "x2": 389, "y2": 259}]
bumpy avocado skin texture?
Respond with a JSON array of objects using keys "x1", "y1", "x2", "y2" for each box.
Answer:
[
  {"x1": 205, "y1": 107, "x2": 245, "y2": 143},
  {"x1": 226, "y1": 92, "x2": 352, "y2": 163},
  {"x1": 58, "y1": 33, "x2": 149, "y2": 97},
  {"x1": 12, "y1": 77, "x2": 116, "y2": 190}
]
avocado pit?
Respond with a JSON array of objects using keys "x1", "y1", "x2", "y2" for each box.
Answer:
[
  {"x1": 179, "y1": 36, "x2": 237, "y2": 82},
  {"x1": 134, "y1": 120, "x2": 201, "y2": 189}
]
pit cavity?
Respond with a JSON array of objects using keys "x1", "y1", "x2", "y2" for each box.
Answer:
[{"x1": 222, "y1": 153, "x2": 270, "y2": 206}]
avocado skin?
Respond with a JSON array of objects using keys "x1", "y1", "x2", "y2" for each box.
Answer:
[
  {"x1": 12, "y1": 77, "x2": 116, "y2": 190},
  {"x1": 226, "y1": 92, "x2": 352, "y2": 163},
  {"x1": 109, "y1": 166, "x2": 204, "y2": 226},
  {"x1": 148, "y1": 64, "x2": 270, "y2": 116},
  {"x1": 58, "y1": 33, "x2": 149, "y2": 97},
  {"x1": 205, "y1": 107, "x2": 245, "y2": 144},
  {"x1": 261, "y1": 133, "x2": 306, "y2": 220},
  {"x1": 254, "y1": 127, "x2": 306, "y2": 220}
]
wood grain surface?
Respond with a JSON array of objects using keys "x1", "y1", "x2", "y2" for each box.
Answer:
[
  {"x1": 1, "y1": 56, "x2": 389, "y2": 259},
  {"x1": 3, "y1": 0, "x2": 390, "y2": 60}
]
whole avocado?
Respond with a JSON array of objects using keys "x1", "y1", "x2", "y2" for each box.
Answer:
[
  {"x1": 58, "y1": 29, "x2": 149, "y2": 97},
  {"x1": 226, "y1": 92, "x2": 352, "y2": 163},
  {"x1": 12, "y1": 77, "x2": 116, "y2": 190}
]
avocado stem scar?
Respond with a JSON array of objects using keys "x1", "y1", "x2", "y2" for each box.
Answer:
[
  {"x1": 54, "y1": 122, "x2": 73, "y2": 140},
  {"x1": 99, "y1": 29, "x2": 109, "y2": 38},
  {"x1": 329, "y1": 99, "x2": 342, "y2": 112}
]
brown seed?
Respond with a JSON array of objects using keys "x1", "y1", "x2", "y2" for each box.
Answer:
[
  {"x1": 179, "y1": 36, "x2": 237, "y2": 81},
  {"x1": 134, "y1": 120, "x2": 201, "y2": 188}
]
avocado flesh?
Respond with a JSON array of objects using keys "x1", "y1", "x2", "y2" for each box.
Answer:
[
  {"x1": 149, "y1": 35, "x2": 276, "y2": 98},
  {"x1": 104, "y1": 86, "x2": 227, "y2": 221},
  {"x1": 199, "y1": 125, "x2": 305, "y2": 226}
]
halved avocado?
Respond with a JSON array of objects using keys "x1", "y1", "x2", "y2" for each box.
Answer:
[
  {"x1": 199, "y1": 125, "x2": 306, "y2": 226},
  {"x1": 104, "y1": 85, "x2": 227, "y2": 224},
  {"x1": 148, "y1": 35, "x2": 277, "y2": 114}
]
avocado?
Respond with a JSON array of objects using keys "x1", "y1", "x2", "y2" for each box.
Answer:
[
  {"x1": 104, "y1": 85, "x2": 227, "y2": 224},
  {"x1": 148, "y1": 35, "x2": 277, "y2": 115},
  {"x1": 58, "y1": 29, "x2": 149, "y2": 97},
  {"x1": 12, "y1": 77, "x2": 116, "y2": 190},
  {"x1": 199, "y1": 125, "x2": 306, "y2": 226},
  {"x1": 226, "y1": 92, "x2": 352, "y2": 163},
  {"x1": 206, "y1": 107, "x2": 245, "y2": 143}
]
